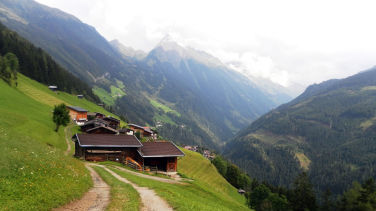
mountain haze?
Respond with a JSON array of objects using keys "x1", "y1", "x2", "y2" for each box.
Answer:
[{"x1": 0, "y1": 0, "x2": 291, "y2": 149}]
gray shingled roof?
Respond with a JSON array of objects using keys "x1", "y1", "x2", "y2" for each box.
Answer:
[
  {"x1": 75, "y1": 134, "x2": 142, "y2": 147},
  {"x1": 138, "y1": 142, "x2": 185, "y2": 157},
  {"x1": 67, "y1": 106, "x2": 88, "y2": 112}
]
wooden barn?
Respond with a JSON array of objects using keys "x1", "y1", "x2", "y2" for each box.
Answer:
[
  {"x1": 67, "y1": 106, "x2": 88, "y2": 125},
  {"x1": 72, "y1": 134, "x2": 184, "y2": 172}
]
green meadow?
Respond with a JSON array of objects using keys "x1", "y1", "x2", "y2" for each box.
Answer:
[
  {"x1": 0, "y1": 75, "x2": 92, "y2": 210},
  {"x1": 0, "y1": 74, "x2": 250, "y2": 210}
]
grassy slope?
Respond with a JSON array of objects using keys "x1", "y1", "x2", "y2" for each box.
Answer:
[
  {"x1": 178, "y1": 149, "x2": 249, "y2": 208},
  {"x1": 107, "y1": 148, "x2": 250, "y2": 211},
  {"x1": 0, "y1": 76, "x2": 92, "y2": 210},
  {"x1": 1, "y1": 74, "x2": 248, "y2": 210}
]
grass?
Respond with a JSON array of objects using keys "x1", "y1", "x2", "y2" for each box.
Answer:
[
  {"x1": 110, "y1": 85, "x2": 126, "y2": 98},
  {"x1": 153, "y1": 113, "x2": 177, "y2": 126},
  {"x1": 92, "y1": 83, "x2": 126, "y2": 106},
  {"x1": 150, "y1": 99, "x2": 181, "y2": 117},
  {"x1": 105, "y1": 148, "x2": 250, "y2": 211},
  {"x1": 0, "y1": 77, "x2": 92, "y2": 210},
  {"x1": 109, "y1": 166, "x2": 250, "y2": 211},
  {"x1": 93, "y1": 86, "x2": 115, "y2": 105},
  {"x1": 100, "y1": 161, "x2": 173, "y2": 179},
  {"x1": 295, "y1": 152, "x2": 311, "y2": 170},
  {"x1": 93, "y1": 166, "x2": 140, "y2": 211},
  {"x1": 18, "y1": 75, "x2": 125, "y2": 127},
  {"x1": 178, "y1": 149, "x2": 248, "y2": 206}
]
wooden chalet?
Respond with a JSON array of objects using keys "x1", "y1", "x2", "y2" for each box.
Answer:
[
  {"x1": 103, "y1": 116, "x2": 120, "y2": 129},
  {"x1": 67, "y1": 106, "x2": 88, "y2": 125},
  {"x1": 80, "y1": 119, "x2": 109, "y2": 132},
  {"x1": 73, "y1": 134, "x2": 142, "y2": 163},
  {"x1": 86, "y1": 125, "x2": 118, "y2": 134},
  {"x1": 139, "y1": 142, "x2": 185, "y2": 172},
  {"x1": 73, "y1": 134, "x2": 184, "y2": 172},
  {"x1": 48, "y1": 85, "x2": 58, "y2": 92},
  {"x1": 128, "y1": 123, "x2": 157, "y2": 140},
  {"x1": 119, "y1": 128, "x2": 134, "y2": 135},
  {"x1": 87, "y1": 112, "x2": 105, "y2": 120}
]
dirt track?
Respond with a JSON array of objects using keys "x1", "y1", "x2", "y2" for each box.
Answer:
[
  {"x1": 64, "y1": 125, "x2": 72, "y2": 156},
  {"x1": 99, "y1": 165, "x2": 173, "y2": 211},
  {"x1": 53, "y1": 164, "x2": 110, "y2": 211}
]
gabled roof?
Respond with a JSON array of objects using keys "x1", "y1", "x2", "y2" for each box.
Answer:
[
  {"x1": 103, "y1": 116, "x2": 120, "y2": 123},
  {"x1": 128, "y1": 123, "x2": 144, "y2": 129},
  {"x1": 67, "y1": 106, "x2": 88, "y2": 112},
  {"x1": 82, "y1": 119, "x2": 108, "y2": 127},
  {"x1": 138, "y1": 141, "x2": 185, "y2": 157},
  {"x1": 143, "y1": 127, "x2": 153, "y2": 134},
  {"x1": 128, "y1": 124, "x2": 154, "y2": 134},
  {"x1": 86, "y1": 126, "x2": 118, "y2": 134},
  {"x1": 75, "y1": 134, "x2": 142, "y2": 147}
]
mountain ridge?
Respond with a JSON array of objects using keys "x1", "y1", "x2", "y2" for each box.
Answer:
[{"x1": 224, "y1": 66, "x2": 376, "y2": 194}]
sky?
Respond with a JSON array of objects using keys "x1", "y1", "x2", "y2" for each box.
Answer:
[{"x1": 35, "y1": 0, "x2": 376, "y2": 88}]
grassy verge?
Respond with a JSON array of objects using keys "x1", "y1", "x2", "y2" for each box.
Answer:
[
  {"x1": 108, "y1": 166, "x2": 250, "y2": 211},
  {"x1": 178, "y1": 149, "x2": 247, "y2": 205},
  {"x1": 0, "y1": 78, "x2": 92, "y2": 210},
  {"x1": 93, "y1": 166, "x2": 140, "y2": 211},
  {"x1": 100, "y1": 161, "x2": 172, "y2": 179}
]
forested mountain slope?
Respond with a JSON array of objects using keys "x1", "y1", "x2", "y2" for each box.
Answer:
[
  {"x1": 224, "y1": 66, "x2": 376, "y2": 195},
  {"x1": 0, "y1": 0, "x2": 290, "y2": 149},
  {"x1": 0, "y1": 22, "x2": 98, "y2": 101}
]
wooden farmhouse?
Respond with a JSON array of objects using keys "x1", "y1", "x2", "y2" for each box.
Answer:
[
  {"x1": 103, "y1": 116, "x2": 120, "y2": 129},
  {"x1": 87, "y1": 112, "x2": 105, "y2": 120},
  {"x1": 72, "y1": 134, "x2": 185, "y2": 172},
  {"x1": 81, "y1": 119, "x2": 110, "y2": 132},
  {"x1": 128, "y1": 123, "x2": 157, "y2": 140},
  {"x1": 67, "y1": 106, "x2": 88, "y2": 125}
]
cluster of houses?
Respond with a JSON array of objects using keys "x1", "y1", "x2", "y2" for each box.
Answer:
[
  {"x1": 67, "y1": 105, "x2": 185, "y2": 173},
  {"x1": 184, "y1": 145, "x2": 216, "y2": 160}
]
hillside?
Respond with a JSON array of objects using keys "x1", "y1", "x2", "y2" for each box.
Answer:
[
  {"x1": 0, "y1": 75, "x2": 94, "y2": 210},
  {"x1": 1, "y1": 73, "x2": 250, "y2": 210},
  {"x1": 224, "y1": 66, "x2": 376, "y2": 194},
  {"x1": 0, "y1": 22, "x2": 99, "y2": 102},
  {"x1": 0, "y1": 0, "x2": 290, "y2": 149}
]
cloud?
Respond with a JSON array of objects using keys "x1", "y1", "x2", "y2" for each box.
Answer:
[{"x1": 35, "y1": 0, "x2": 376, "y2": 87}]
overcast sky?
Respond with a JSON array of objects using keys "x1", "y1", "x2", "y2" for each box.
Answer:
[{"x1": 35, "y1": 0, "x2": 376, "y2": 88}]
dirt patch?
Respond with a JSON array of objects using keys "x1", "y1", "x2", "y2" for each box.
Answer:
[
  {"x1": 53, "y1": 164, "x2": 110, "y2": 211},
  {"x1": 99, "y1": 165, "x2": 173, "y2": 211}
]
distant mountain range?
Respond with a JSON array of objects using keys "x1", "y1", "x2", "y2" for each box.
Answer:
[
  {"x1": 224, "y1": 66, "x2": 376, "y2": 194},
  {"x1": 0, "y1": 0, "x2": 292, "y2": 149}
]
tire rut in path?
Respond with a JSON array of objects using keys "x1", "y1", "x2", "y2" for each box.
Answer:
[
  {"x1": 53, "y1": 164, "x2": 110, "y2": 211},
  {"x1": 64, "y1": 125, "x2": 72, "y2": 156},
  {"x1": 98, "y1": 165, "x2": 173, "y2": 211}
]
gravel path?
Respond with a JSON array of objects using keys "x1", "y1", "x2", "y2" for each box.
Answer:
[
  {"x1": 98, "y1": 165, "x2": 173, "y2": 211},
  {"x1": 53, "y1": 164, "x2": 110, "y2": 211}
]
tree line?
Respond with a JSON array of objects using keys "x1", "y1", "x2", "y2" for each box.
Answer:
[
  {"x1": 0, "y1": 22, "x2": 100, "y2": 102},
  {"x1": 0, "y1": 52, "x2": 18, "y2": 86},
  {"x1": 212, "y1": 155, "x2": 376, "y2": 211}
]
